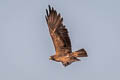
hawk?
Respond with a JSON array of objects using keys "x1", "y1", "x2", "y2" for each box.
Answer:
[{"x1": 45, "y1": 5, "x2": 88, "y2": 67}]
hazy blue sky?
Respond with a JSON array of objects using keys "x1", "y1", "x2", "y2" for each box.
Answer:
[{"x1": 0, "y1": 0, "x2": 120, "y2": 80}]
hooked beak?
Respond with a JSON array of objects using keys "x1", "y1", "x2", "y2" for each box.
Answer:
[{"x1": 49, "y1": 56, "x2": 52, "y2": 60}]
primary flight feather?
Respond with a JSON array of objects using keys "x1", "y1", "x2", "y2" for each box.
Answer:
[{"x1": 45, "y1": 5, "x2": 88, "y2": 67}]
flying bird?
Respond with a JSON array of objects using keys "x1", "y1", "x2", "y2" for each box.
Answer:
[{"x1": 45, "y1": 5, "x2": 88, "y2": 67}]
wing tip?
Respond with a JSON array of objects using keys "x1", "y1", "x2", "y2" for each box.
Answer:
[
  {"x1": 46, "y1": 9, "x2": 48, "y2": 16},
  {"x1": 45, "y1": 15, "x2": 48, "y2": 22},
  {"x1": 48, "y1": 5, "x2": 51, "y2": 12}
]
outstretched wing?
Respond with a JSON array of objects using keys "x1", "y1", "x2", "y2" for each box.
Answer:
[{"x1": 45, "y1": 5, "x2": 72, "y2": 56}]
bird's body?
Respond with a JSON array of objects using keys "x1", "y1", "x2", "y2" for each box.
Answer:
[{"x1": 45, "y1": 5, "x2": 88, "y2": 67}]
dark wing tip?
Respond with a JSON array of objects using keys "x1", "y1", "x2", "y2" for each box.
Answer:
[
  {"x1": 48, "y1": 5, "x2": 51, "y2": 8},
  {"x1": 45, "y1": 15, "x2": 48, "y2": 22},
  {"x1": 57, "y1": 13, "x2": 61, "y2": 18},
  {"x1": 46, "y1": 9, "x2": 48, "y2": 16},
  {"x1": 45, "y1": 5, "x2": 53, "y2": 17},
  {"x1": 48, "y1": 5, "x2": 51, "y2": 12}
]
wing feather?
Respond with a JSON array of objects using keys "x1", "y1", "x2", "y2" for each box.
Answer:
[{"x1": 45, "y1": 5, "x2": 72, "y2": 56}]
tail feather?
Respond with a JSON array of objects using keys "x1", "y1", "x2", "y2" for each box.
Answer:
[{"x1": 72, "y1": 48, "x2": 88, "y2": 57}]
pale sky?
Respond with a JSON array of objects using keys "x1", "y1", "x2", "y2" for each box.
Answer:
[{"x1": 0, "y1": 0, "x2": 120, "y2": 80}]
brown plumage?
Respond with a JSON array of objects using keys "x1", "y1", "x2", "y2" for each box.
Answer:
[{"x1": 45, "y1": 5, "x2": 88, "y2": 67}]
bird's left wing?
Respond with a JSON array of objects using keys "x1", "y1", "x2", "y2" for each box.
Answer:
[{"x1": 45, "y1": 5, "x2": 72, "y2": 56}]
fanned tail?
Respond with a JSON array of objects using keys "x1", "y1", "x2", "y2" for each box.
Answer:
[{"x1": 72, "y1": 48, "x2": 88, "y2": 57}]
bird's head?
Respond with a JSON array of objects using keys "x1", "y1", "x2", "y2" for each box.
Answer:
[{"x1": 49, "y1": 56, "x2": 55, "y2": 60}]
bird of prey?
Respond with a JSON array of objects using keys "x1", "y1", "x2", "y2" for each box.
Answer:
[{"x1": 45, "y1": 5, "x2": 88, "y2": 67}]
